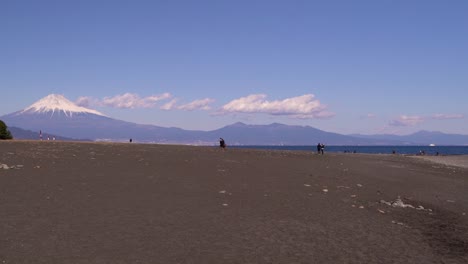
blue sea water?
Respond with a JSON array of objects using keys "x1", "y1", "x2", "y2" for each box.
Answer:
[{"x1": 230, "y1": 145, "x2": 468, "y2": 155}]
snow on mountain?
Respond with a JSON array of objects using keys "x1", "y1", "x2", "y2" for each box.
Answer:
[
  {"x1": 19, "y1": 94, "x2": 105, "y2": 117},
  {"x1": 3, "y1": 94, "x2": 467, "y2": 145}
]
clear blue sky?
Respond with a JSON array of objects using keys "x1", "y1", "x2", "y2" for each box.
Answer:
[{"x1": 1, "y1": 0, "x2": 467, "y2": 135}]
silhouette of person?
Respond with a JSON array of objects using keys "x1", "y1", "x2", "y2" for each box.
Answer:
[
  {"x1": 320, "y1": 143, "x2": 325, "y2": 155},
  {"x1": 317, "y1": 143, "x2": 321, "y2": 154},
  {"x1": 219, "y1": 138, "x2": 226, "y2": 149}
]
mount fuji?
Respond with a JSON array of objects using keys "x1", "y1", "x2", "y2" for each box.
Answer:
[{"x1": 1, "y1": 94, "x2": 201, "y2": 143}]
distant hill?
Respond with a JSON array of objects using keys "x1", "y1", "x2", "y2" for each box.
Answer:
[
  {"x1": 350, "y1": 131, "x2": 468, "y2": 146},
  {"x1": 204, "y1": 122, "x2": 406, "y2": 145},
  {"x1": 8, "y1": 126, "x2": 87, "y2": 141},
  {"x1": 0, "y1": 94, "x2": 204, "y2": 143},
  {"x1": 2, "y1": 94, "x2": 467, "y2": 145}
]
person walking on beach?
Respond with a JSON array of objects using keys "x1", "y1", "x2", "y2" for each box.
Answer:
[{"x1": 219, "y1": 138, "x2": 226, "y2": 149}]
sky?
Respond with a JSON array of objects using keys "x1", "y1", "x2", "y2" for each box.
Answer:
[{"x1": 1, "y1": 0, "x2": 467, "y2": 135}]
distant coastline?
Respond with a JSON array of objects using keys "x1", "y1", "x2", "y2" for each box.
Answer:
[{"x1": 230, "y1": 145, "x2": 468, "y2": 155}]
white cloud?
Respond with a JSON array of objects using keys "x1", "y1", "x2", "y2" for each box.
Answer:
[
  {"x1": 101, "y1": 93, "x2": 172, "y2": 109},
  {"x1": 220, "y1": 94, "x2": 334, "y2": 119},
  {"x1": 160, "y1": 99, "x2": 178, "y2": 110},
  {"x1": 389, "y1": 115, "x2": 425, "y2": 127},
  {"x1": 432, "y1": 114, "x2": 464, "y2": 120},
  {"x1": 178, "y1": 98, "x2": 215, "y2": 111},
  {"x1": 75, "y1": 96, "x2": 94, "y2": 107}
]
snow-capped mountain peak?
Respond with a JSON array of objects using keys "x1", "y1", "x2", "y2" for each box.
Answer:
[{"x1": 20, "y1": 94, "x2": 105, "y2": 117}]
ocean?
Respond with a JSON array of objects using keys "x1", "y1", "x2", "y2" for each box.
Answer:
[{"x1": 230, "y1": 145, "x2": 468, "y2": 155}]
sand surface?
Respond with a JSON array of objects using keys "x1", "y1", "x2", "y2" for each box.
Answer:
[
  {"x1": 1, "y1": 141, "x2": 468, "y2": 263},
  {"x1": 408, "y1": 155, "x2": 468, "y2": 169}
]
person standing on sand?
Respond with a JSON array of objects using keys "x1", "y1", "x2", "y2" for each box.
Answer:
[
  {"x1": 317, "y1": 143, "x2": 321, "y2": 154},
  {"x1": 219, "y1": 138, "x2": 226, "y2": 149},
  {"x1": 320, "y1": 143, "x2": 325, "y2": 155}
]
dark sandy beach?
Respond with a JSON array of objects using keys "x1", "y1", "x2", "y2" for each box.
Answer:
[{"x1": 1, "y1": 141, "x2": 467, "y2": 263}]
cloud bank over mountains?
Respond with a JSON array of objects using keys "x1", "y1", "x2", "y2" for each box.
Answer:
[
  {"x1": 389, "y1": 114, "x2": 465, "y2": 127},
  {"x1": 77, "y1": 93, "x2": 171, "y2": 109},
  {"x1": 220, "y1": 94, "x2": 334, "y2": 119},
  {"x1": 76, "y1": 93, "x2": 334, "y2": 119},
  {"x1": 75, "y1": 92, "x2": 464, "y2": 128}
]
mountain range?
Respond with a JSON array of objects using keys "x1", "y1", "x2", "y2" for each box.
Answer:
[{"x1": 1, "y1": 94, "x2": 468, "y2": 145}]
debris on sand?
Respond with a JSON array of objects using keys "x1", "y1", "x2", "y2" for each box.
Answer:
[
  {"x1": 356, "y1": 184, "x2": 363, "y2": 188},
  {"x1": 391, "y1": 220, "x2": 409, "y2": 227},
  {"x1": 337, "y1": 185, "x2": 350, "y2": 189},
  {"x1": 219, "y1": 190, "x2": 227, "y2": 194},
  {"x1": 303, "y1": 184, "x2": 311, "y2": 187},
  {"x1": 1, "y1": 163, "x2": 23, "y2": 170},
  {"x1": 380, "y1": 197, "x2": 432, "y2": 212},
  {"x1": 322, "y1": 189, "x2": 328, "y2": 193}
]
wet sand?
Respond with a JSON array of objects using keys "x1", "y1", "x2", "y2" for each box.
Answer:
[{"x1": 1, "y1": 141, "x2": 467, "y2": 263}]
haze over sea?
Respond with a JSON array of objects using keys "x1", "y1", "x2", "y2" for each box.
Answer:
[{"x1": 232, "y1": 145, "x2": 468, "y2": 155}]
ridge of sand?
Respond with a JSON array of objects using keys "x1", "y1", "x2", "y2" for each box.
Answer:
[{"x1": 408, "y1": 155, "x2": 468, "y2": 169}]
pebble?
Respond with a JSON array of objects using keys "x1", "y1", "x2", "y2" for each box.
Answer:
[
  {"x1": 356, "y1": 184, "x2": 363, "y2": 187},
  {"x1": 322, "y1": 189, "x2": 328, "y2": 193},
  {"x1": 391, "y1": 220, "x2": 405, "y2": 226},
  {"x1": 222, "y1": 203, "x2": 228, "y2": 207}
]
